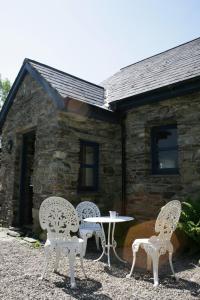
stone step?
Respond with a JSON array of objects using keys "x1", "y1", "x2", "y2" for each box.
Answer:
[
  {"x1": 7, "y1": 230, "x2": 23, "y2": 237},
  {"x1": 9, "y1": 226, "x2": 23, "y2": 232},
  {"x1": 23, "y1": 237, "x2": 38, "y2": 243}
]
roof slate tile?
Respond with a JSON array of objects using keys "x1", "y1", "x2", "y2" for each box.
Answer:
[
  {"x1": 29, "y1": 61, "x2": 105, "y2": 107},
  {"x1": 101, "y1": 38, "x2": 200, "y2": 103}
]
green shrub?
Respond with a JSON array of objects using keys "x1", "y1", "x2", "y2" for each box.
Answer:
[
  {"x1": 178, "y1": 197, "x2": 200, "y2": 246},
  {"x1": 33, "y1": 240, "x2": 41, "y2": 249}
]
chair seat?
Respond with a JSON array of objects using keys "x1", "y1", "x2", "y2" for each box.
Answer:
[
  {"x1": 80, "y1": 223, "x2": 101, "y2": 233},
  {"x1": 133, "y1": 237, "x2": 172, "y2": 253},
  {"x1": 133, "y1": 238, "x2": 149, "y2": 244},
  {"x1": 45, "y1": 237, "x2": 84, "y2": 247}
]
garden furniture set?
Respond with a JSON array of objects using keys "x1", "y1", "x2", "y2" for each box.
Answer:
[{"x1": 39, "y1": 197, "x2": 181, "y2": 288}]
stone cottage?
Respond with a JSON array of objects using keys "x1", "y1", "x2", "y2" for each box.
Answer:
[{"x1": 0, "y1": 37, "x2": 200, "y2": 233}]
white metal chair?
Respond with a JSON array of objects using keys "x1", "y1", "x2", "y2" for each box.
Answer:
[
  {"x1": 127, "y1": 200, "x2": 182, "y2": 287},
  {"x1": 76, "y1": 201, "x2": 105, "y2": 256},
  {"x1": 39, "y1": 196, "x2": 86, "y2": 288}
]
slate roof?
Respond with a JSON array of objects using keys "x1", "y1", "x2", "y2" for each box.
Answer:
[
  {"x1": 1, "y1": 38, "x2": 200, "y2": 129},
  {"x1": 101, "y1": 37, "x2": 200, "y2": 103},
  {"x1": 0, "y1": 59, "x2": 117, "y2": 129},
  {"x1": 28, "y1": 59, "x2": 105, "y2": 107}
]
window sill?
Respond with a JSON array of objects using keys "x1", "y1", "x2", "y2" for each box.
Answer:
[
  {"x1": 77, "y1": 188, "x2": 99, "y2": 195},
  {"x1": 150, "y1": 172, "x2": 180, "y2": 177}
]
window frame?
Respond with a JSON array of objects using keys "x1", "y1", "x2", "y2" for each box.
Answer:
[
  {"x1": 78, "y1": 140, "x2": 99, "y2": 192},
  {"x1": 151, "y1": 124, "x2": 179, "y2": 175}
]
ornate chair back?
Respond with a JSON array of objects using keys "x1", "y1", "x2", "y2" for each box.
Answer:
[
  {"x1": 155, "y1": 200, "x2": 181, "y2": 241},
  {"x1": 39, "y1": 196, "x2": 79, "y2": 241},
  {"x1": 76, "y1": 201, "x2": 101, "y2": 228}
]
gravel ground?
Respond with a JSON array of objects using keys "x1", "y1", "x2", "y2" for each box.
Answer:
[{"x1": 0, "y1": 228, "x2": 199, "y2": 300}]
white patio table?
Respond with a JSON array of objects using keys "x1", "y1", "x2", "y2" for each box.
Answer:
[{"x1": 84, "y1": 216, "x2": 134, "y2": 268}]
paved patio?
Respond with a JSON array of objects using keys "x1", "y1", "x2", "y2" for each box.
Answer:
[{"x1": 0, "y1": 228, "x2": 199, "y2": 300}]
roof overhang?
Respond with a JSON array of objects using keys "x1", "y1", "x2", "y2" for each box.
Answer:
[
  {"x1": 110, "y1": 76, "x2": 200, "y2": 112},
  {"x1": 63, "y1": 97, "x2": 119, "y2": 123}
]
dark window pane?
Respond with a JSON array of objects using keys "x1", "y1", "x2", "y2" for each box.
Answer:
[
  {"x1": 79, "y1": 140, "x2": 99, "y2": 191},
  {"x1": 156, "y1": 128, "x2": 177, "y2": 148},
  {"x1": 82, "y1": 145, "x2": 94, "y2": 164},
  {"x1": 85, "y1": 146, "x2": 94, "y2": 164},
  {"x1": 151, "y1": 125, "x2": 179, "y2": 174},
  {"x1": 81, "y1": 168, "x2": 94, "y2": 187},
  {"x1": 158, "y1": 150, "x2": 178, "y2": 169}
]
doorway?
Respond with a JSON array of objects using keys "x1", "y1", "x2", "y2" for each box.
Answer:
[{"x1": 19, "y1": 131, "x2": 36, "y2": 226}]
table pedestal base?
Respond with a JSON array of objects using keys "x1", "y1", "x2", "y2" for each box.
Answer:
[{"x1": 94, "y1": 222, "x2": 127, "y2": 268}]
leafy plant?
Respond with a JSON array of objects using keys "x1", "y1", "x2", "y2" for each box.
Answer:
[
  {"x1": 178, "y1": 197, "x2": 200, "y2": 246},
  {"x1": 0, "y1": 75, "x2": 11, "y2": 108},
  {"x1": 33, "y1": 240, "x2": 42, "y2": 249}
]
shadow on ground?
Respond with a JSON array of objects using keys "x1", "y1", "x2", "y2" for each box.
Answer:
[
  {"x1": 139, "y1": 274, "x2": 200, "y2": 298},
  {"x1": 54, "y1": 276, "x2": 112, "y2": 299}
]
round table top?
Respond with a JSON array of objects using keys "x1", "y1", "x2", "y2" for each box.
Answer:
[{"x1": 84, "y1": 216, "x2": 134, "y2": 223}]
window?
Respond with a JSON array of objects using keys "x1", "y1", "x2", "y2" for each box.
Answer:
[
  {"x1": 78, "y1": 140, "x2": 99, "y2": 191},
  {"x1": 151, "y1": 125, "x2": 178, "y2": 174}
]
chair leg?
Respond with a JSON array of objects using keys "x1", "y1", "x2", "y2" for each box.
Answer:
[
  {"x1": 80, "y1": 233, "x2": 88, "y2": 257},
  {"x1": 126, "y1": 251, "x2": 137, "y2": 278},
  {"x1": 95, "y1": 234, "x2": 100, "y2": 250},
  {"x1": 40, "y1": 259, "x2": 48, "y2": 280},
  {"x1": 152, "y1": 255, "x2": 159, "y2": 287},
  {"x1": 79, "y1": 242, "x2": 86, "y2": 278},
  {"x1": 147, "y1": 254, "x2": 152, "y2": 271},
  {"x1": 54, "y1": 247, "x2": 61, "y2": 272},
  {"x1": 40, "y1": 246, "x2": 51, "y2": 280},
  {"x1": 80, "y1": 253, "x2": 87, "y2": 278},
  {"x1": 98, "y1": 228, "x2": 106, "y2": 251},
  {"x1": 68, "y1": 254, "x2": 76, "y2": 288},
  {"x1": 169, "y1": 252, "x2": 177, "y2": 280}
]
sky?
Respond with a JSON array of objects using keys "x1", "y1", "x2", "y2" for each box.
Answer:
[{"x1": 0, "y1": 0, "x2": 200, "y2": 85}]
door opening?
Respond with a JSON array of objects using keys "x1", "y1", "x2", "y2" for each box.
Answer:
[{"x1": 19, "y1": 131, "x2": 36, "y2": 227}]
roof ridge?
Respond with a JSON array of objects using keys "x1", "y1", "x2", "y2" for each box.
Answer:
[
  {"x1": 24, "y1": 58, "x2": 104, "y2": 90},
  {"x1": 120, "y1": 36, "x2": 200, "y2": 71}
]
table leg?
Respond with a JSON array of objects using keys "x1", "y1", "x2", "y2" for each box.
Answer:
[
  {"x1": 94, "y1": 222, "x2": 112, "y2": 267},
  {"x1": 94, "y1": 221, "x2": 127, "y2": 267},
  {"x1": 94, "y1": 222, "x2": 106, "y2": 262},
  {"x1": 107, "y1": 222, "x2": 111, "y2": 268},
  {"x1": 112, "y1": 223, "x2": 127, "y2": 263}
]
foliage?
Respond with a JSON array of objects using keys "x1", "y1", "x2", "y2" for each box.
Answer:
[
  {"x1": 33, "y1": 240, "x2": 42, "y2": 249},
  {"x1": 178, "y1": 197, "x2": 200, "y2": 246},
  {"x1": 0, "y1": 75, "x2": 11, "y2": 108}
]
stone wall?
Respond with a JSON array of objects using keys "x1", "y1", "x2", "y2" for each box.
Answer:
[
  {"x1": 3, "y1": 71, "x2": 198, "y2": 232},
  {"x1": 0, "y1": 74, "x2": 60, "y2": 226},
  {"x1": 51, "y1": 111, "x2": 122, "y2": 214},
  {"x1": 125, "y1": 91, "x2": 200, "y2": 221},
  {"x1": 0, "y1": 74, "x2": 122, "y2": 229}
]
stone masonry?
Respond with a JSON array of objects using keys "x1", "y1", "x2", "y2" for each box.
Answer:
[
  {"x1": 1, "y1": 69, "x2": 200, "y2": 237},
  {"x1": 54, "y1": 111, "x2": 121, "y2": 212},
  {"x1": 0, "y1": 74, "x2": 121, "y2": 230},
  {"x1": 0, "y1": 74, "x2": 59, "y2": 227},
  {"x1": 125, "y1": 91, "x2": 200, "y2": 221}
]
